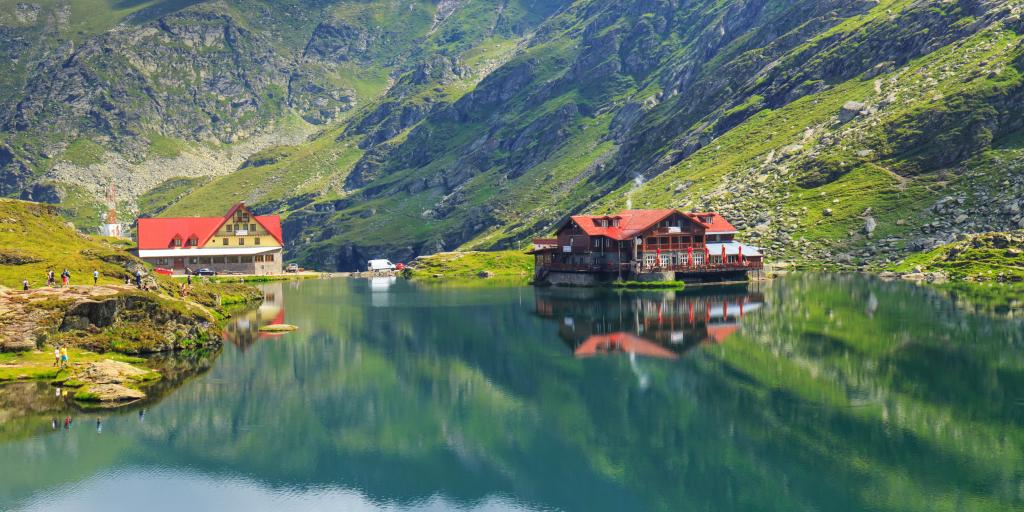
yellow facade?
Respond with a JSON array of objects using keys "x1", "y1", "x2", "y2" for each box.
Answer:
[{"x1": 207, "y1": 207, "x2": 282, "y2": 248}]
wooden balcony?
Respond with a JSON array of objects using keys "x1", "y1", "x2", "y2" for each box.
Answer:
[{"x1": 538, "y1": 260, "x2": 763, "y2": 274}]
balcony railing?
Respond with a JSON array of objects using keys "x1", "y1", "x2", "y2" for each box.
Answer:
[{"x1": 539, "y1": 261, "x2": 763, "y2": 274}]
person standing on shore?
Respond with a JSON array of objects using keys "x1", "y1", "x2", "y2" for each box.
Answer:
[
  {"x1": 47, "y1": 269, "x2": 55, "y2": 287},
  {"x1": 59, "y1": 346, "x2": 69, "y2": 369},
  {"x1": 93, "y1": 269, "x2": 99, "y2": 285},
  {"x1": 22, "y1": 279, "x2": 29, "y2": 291},
  {"x1": 135, "y1": 270, "x2": 143, "y2": 289},
  {"x1": 61, "y1": 269, "x2": 70, "y2": 287},
  {"x1": 53, "y1": 346, "x2": 61, "y2": 367}
]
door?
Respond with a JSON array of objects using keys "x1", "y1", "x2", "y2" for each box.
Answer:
[{"x1": 173, "y1": 258, "x2": 185, "y2": 270}]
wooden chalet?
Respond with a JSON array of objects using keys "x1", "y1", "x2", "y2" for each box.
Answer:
[{"x1": 529, "y1": 209, "x2": 763, "y2": 283}]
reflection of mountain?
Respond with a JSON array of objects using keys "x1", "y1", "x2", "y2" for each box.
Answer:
[
  {"x1": 223, "y1": 282, "x2": 285, "y2": 350},
  {"x1": 535, "y1": 286, "x2": 764, "y2": 359},
  {"x1": 5, "y1": 276, "x2": 1024, "y2": 512}
]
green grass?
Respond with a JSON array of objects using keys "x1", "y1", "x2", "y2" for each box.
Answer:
[
  {"x1": 0, "y1": 349, "x2": 146, "y2": 382},
  {"x1": 403, "y1": 250, "x2": 533, "y2": 281},
  {"x1": 0, "y1": 199, "x2": 141, "y2": 288},
  {"x1": 60, "y1": 138, "x2": 105, "y2": 166},
  {"x1": 136, "y1": 176, "x2": 212, "y2": 217},
  {"x1": 146, "y1": 132, "x2": 187, "y2": 159},
  {"x1": 892, "y1": 232, "x2": 1024, "y2": 282},
  {"x1": 611, "y1": 280, "x2": 687, "y2": 289}
]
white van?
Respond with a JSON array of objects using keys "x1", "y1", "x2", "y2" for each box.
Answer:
[{"x1": 367, "y1": 259, "x2": 397, "y2": 272}]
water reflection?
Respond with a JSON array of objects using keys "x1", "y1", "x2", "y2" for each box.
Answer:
[
  {"x1": 535, "y1": 285, "x2": 764, "y2": 359},
  {"x1": 4, "y1": 275, "x2": 1024, "y2": 512},
  {"x1": 223, "y1": 282, "x2": 285, "y2": 350}
]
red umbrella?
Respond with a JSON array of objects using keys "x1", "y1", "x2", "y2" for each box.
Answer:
[
  {"x1": 656, "y1": 248, "x2": 661, "y2": 267},
  {"x1": 721, "y1": 244, "x2": 727, "y2": 266},
  {"x1": 687, "y1": 246, "x2": 693, "y2": 267},
  {"x1": 738, "y1": 245, "x2": 744, "y2": 265},
  {"x1": 704, "y1": 246, "x2": 710, "y2": 266}
]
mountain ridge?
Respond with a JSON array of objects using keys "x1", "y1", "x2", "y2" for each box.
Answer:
[{"x1": 2, "y1": 0, "x2": 1024, "y2": 270}]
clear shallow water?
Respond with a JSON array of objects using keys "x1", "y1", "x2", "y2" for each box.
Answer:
[{"x1": 2, "y1": 274, "x2": 1023, "y2": 512}]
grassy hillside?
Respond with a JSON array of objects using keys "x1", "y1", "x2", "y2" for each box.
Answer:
[
  {"x1": 893, "y1": 231, "x2": 1024, "y2": 282},
  {"x1": 0, "y1": 199, "x2": 139, "y2": 288}
]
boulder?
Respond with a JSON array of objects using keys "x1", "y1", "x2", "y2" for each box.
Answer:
[{"x1": 839, "y1": 101, "x2": 867, "y2": 123}]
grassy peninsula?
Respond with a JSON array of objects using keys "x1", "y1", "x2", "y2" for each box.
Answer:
[
  {"x1": 402, "y1": 250, "x2": 533, "y2": 283},
  {"x1": 0, "y1": 199, "x2": 262, "y2": 405},
  {"x1": 888, "y1": 231, "x2": 1024, "y2": 315}
]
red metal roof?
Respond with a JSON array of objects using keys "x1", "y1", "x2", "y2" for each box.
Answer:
[
  {"x1": 691, "y1": 212, "x2": 737, "y2": 233},
  {"x1": 566, "y1": 208, "x2": 737, "y2": 241},
  {"x1": 136, "y1": 203, "x2": 283, "y2": 250}
]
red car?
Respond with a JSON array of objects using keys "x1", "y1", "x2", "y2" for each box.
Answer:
[
  {"x1": 395, "y1": 263, "x2": 406, "y2": 271},
  {"x1": 153, "y1": 267, "x2": 174, "y2": 276}
]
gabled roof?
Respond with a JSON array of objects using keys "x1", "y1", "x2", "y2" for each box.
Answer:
[
  {"x1": 136, "y1": 203, "x2": 283, "y2": 250},
  {"x1": 692, "y1": 212, "x2": 737, "y2": 233},
  {"x1": 137, "y1": 217, "x2": 224, "y2": 250},
  {"x1": 564, "y1": 208, "x2": 715, "y2": 241},
  {"x1": 575, "y1": 332, "x2": 678, "y2": 360}
]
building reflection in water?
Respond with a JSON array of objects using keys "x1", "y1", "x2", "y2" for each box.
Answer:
[
  {"x1": 223, "y1": 282, "x2": 286, "y2": 350},
  {"x1": 534, "y1": 285, "x2": 764, "y2": 360},
  {"x1": 369, "y1": 276, "x2": 397, "y2": 308}
]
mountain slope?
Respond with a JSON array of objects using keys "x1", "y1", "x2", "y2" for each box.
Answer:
[
  {"x1": 4, "y1": 0, "x2": 1024, "y2": 271},
  {"x1": 268, "y1": 0, "x2": 1024, "y2": 269}
]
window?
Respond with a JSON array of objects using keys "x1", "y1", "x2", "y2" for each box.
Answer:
[
  {"x1": 694, "y1": 252, "x2": 705, "y2": 265},
  {"x1": 225, "y1": 224, "x2": 232, "y2": 232},
  {"x1": 223, "y1": 238, "x2": 228, "y2": 245},
  {"x1": 255, "y1": 237, "x2": 261, "y2": 245},
  {"x1": 593, "y1": 238, "x2": 601, "y2": 248},
  {"x1": 255, "y1": 255, "x2": 264, "y2": 262},
  {"x1": 266, "y1": 254, "x2": 274, "y2": 262},
  {"x1": 659, "y1": 237, "x2": 669, "y2": 245},
  {"x1": 172, "y1": 238, "x2": 182, "y2": 247},
  {"x1": 238, "y1": 238, "x2": 245, "y2": 246},
  {"x1": 250, "y1": 223, "x2": 256, "y2": 232},
  {"x1": 643, "y1": 253, "x2": 656, "y2": 268}
]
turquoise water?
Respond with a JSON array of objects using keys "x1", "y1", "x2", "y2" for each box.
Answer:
[{"x1": 1, "y1": 274, "x2": 1023, "y2": 511}]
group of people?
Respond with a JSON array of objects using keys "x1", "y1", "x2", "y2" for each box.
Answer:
[
  {"x1": 52, "y1": 346, "x2": 69, "y2": 369},
  {"x1": 22, "y1": 267, "x2": 156, "y2": 292},
  {"x1": 24, "y1": 268, "x2": 94, "y2": 290},
  {"x1": 41, "y1": 268, "x2": 72, "y2": 288}
]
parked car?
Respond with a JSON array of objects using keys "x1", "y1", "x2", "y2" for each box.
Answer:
[
  {"x1": 195, "y1": 268, "x2": 217, "y2": 276},
  {"x1": 153, "y1": 267, "x2": 174, "y2": 276},
  {"x1": 394, "y1": 263, "x2": 406, "y2": 271},
  {"x1": 285, "y1": 263, "x2": 300, "y2": 273},
  {"x1": 367, "y1": 259, "x2": 397, "y2": 272}
]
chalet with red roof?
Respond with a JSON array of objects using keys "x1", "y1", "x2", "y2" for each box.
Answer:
[
  {"x1": 135, "y1": 202, "x2": 283, "y2": 275},
  {"x1": 529, "y1": 208, "x2": 763, "y2": 283}
]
